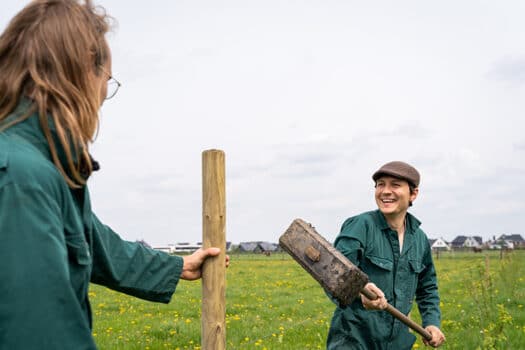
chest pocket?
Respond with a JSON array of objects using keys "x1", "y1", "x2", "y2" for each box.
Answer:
[
  {"x1": 363, "y1": 255, "x2": 394, "y2": 298},
  {"x1": 367, "y1": 256, "x2": 393, "y2": 271},
  {"x1": 402, "y1": 259, "x2": 426, "y2": 301},
  {"x1": 65, "y1": 233, "x2": 92, "y2": 299},
  {"x1": 408, "y1": 259, "x2": 425, "y2": 274},
  {"x1": 66, "y1": 234, "x2": 91, "y2": 265}
]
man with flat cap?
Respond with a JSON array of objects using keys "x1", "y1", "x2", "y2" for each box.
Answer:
[{"x1": 327, "y1": 161, "x2": 445, "y2": 349}]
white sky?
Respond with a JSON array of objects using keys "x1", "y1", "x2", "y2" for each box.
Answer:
[{"x1": 2, "y1": 1, "x2": 525, "y2": 246}]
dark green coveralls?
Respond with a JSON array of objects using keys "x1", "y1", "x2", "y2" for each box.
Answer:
[
  {"x1": 327, "y1": 210, "x2": 441, "y2": 350},
  {"x1": 0, "y1": 100, "x2": 184, "y2": 349}
]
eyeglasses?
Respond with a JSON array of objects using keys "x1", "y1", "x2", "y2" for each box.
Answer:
[
  {"x1": 98, "y1": 66, "x2": 121, "y2": 100},
  {"x1": 105, "y1": 75, "x2": 121, "y2": 100}
]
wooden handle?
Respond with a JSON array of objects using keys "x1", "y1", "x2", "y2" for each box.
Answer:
[
  {"x1": 202, "y1": 150, "x2": 226, "y2": 350},
  {"x1": 360, "y1": 288, "x2": 432, "y2": 341}
]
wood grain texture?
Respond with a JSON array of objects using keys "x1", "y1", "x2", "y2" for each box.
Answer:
[
  {"x1": 279, "y1": 218, "x2": 368, "y2": 307},
  {"x1": 201, "y1": 150, "x2": 226, "y2": 350}
]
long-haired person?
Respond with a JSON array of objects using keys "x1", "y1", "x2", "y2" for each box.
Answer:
[{"x1": 0, "y1": 1, "x2": 226, "y2": 348}]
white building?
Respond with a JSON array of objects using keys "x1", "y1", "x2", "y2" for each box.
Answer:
[
  {"x1": 429, "y1": 238, "x2": 450, "y2": 251},
  {"x1": 172, "y1": 242, "x2": 202, "y2": 253}
]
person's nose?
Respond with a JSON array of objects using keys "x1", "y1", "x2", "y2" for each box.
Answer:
[{"x1": 381, "y1": 184, "x2": 393, "y2": 194}]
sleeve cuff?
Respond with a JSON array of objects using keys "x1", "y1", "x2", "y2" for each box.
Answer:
[
  {"x1": 422, "y1": 316, "x2": 441, "y2": 329},
  {"x1": 163, "y1": 255, "x2": 184, "y2": 303}
]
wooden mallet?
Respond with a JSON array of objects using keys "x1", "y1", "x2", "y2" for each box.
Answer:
[{"x1": 279, "y1": 218, "x2": 432, "y2": 342}]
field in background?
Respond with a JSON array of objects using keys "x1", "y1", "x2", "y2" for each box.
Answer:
[{"x1": 92, "y1": 250, "x2": 525, "y2": 349}]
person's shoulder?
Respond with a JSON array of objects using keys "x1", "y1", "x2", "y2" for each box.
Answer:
[
  {"x1": 339, "y1": 210, "x2": 378, "y2": 234},
  {"x1": 341, "y1": 210, "x2": 378, "y2": 226},
  {"x1": 0, "y1": 132, "x2": 65, "y2": 194}
]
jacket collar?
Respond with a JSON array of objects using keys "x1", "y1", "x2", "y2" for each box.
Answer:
[
  {"x1": 373, "y1": 209, "x2": 421, "y2": 235},
  {"x1": 4, "y1": 98, "x2": 100, "y2": 180}
]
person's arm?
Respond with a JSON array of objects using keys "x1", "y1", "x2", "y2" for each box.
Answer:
[
  {"x1": 334, "y1": 216, "x2": 367, "y2": 266},
  {"x1": 329, "y1": 216, "x2": 386, "y2": 308},
  {"x1": 415, "y1": 245, "x2": 440, "y2": 327},
  {"x1": 89, "y1": 213, "x2": 184, "y2": 303},
  {"x1": 334, "y1": 215, "x2": 390, "y2": 310},
  {"x1": 325, "y1": 218, "x2": 362, "y2": 306},
  {"x1": 0, "y1": 184, "x2": 96, "y2": 349},
  {"x1": 89, "y1": 214, "x2": 226, "y2": 302},
  {"x1": 416, "y1": 243, "x2": 445, "y2": 347}
]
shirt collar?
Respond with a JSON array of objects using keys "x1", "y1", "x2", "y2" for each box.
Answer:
[{"x1": 373, "y1": 209, "x2": 421, "y2": 234}]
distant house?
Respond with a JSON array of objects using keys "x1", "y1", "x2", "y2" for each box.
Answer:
[
  {"x1": 173, "y1": 242, "x2": 202, "y2": 253},
  {"x1": 428, "y1": 238, "x2": 450, "y2": 251},
  {"x1": 254, "y1": 242, "x2": 279, "y2": 253},
  {"x1": 193, "y1": 242, "x2": 233, "y2": 251},
  {"x1": 490, "y1": 240, "x2": 514, "y2": 250},
  {"x1": 450, "y1": 235, "x2": 482, "y2": 249},
  {"x1": 238, "y1": 242, "x2": 258, "y2": 253},
  {"x1": 238, "y1": 241, "x2": 280, "y2": 253},
  {"x1": 152, "y1": 241, "x2": 231, "y2": 254},
  {"x1": 497, "y1": 234, "x2": 525, "y2": 248}
]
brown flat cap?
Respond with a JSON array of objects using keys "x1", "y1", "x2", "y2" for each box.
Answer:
[{"x1": 372, "y1": 161, "x2": 420, "y2": 187}]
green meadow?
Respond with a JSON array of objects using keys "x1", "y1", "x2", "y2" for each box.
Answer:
[{"x1": 92, "y1": 250, "x2": 525, "y2": 349}]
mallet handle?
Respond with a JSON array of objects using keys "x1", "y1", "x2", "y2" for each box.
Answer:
[{"x1": 360, "y1": 288, "x2": 432, "y2": 341}]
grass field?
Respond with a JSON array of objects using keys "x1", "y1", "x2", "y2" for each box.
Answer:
[{"x1": 92, "y1": 250, "x2": 525, "y2": 349}]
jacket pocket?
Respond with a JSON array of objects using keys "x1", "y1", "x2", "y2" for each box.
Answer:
[
  {"x1": 367, "y1": 255, "x2": 393, "y2": 271},
  {"x1": 363, "y1": 255, "x2": 394, "y2": 299},
  {"x1": 65, "y1": 233, "x2": 92, "y2": 300},
  {"x1": 66, "y1": 234, "x2": 91, "y2": 266},
  {"x1": 405, "y1": 259, "x2": 426, "y2": 301},
  {"x1": 408, "y1": 259, "x2": 425, "y2": 273}
]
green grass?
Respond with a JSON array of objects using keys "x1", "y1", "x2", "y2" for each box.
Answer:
[{"x1": 92, "y1": 250, "x2": 525, "y2": 349}]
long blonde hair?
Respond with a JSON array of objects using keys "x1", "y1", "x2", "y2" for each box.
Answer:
[{"x1": 0, "y1": 0, "x2": 112, "y2": 188}]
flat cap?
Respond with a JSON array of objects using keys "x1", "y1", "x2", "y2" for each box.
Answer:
[{"x1": 372, "y1": 161, "x2": 420, "y2": 188}]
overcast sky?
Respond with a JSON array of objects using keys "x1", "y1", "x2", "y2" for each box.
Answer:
[{"x1": 2, "y1": 1, "x2": 525, "y2": 246}]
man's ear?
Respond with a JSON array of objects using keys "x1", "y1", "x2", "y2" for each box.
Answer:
[{"x1": 410, "y1": 187, "x2": 419, "y2": 203}]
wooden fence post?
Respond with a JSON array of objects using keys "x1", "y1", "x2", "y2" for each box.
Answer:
[{"x1": 201, "y1": 150, "x2": 226, "y2": 350}]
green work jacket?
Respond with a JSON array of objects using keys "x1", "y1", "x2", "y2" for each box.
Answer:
[
  {"x1": 327, "y1": 210, "x2": 441, "y2": 350},
  {"x1": 0, "y1": 99, "x2": 184, "y2": 349}
]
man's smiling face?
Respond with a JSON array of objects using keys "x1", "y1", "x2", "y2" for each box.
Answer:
[{"x1": 374, "y1": 176, "x2": 418, "y2": 218}]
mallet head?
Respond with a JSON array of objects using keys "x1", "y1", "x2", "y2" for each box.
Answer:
[{"x1": 279, "y1": 218, "x2": 369, "y2": 307}]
